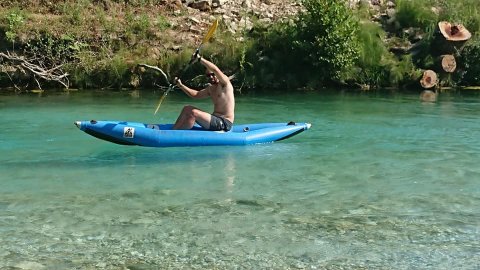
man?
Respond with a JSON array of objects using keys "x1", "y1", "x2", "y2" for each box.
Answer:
[{"x1": 173, "y1": 54, "x2": 235, "y2": 131}]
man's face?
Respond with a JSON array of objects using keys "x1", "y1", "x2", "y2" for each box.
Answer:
[{"x1": 206, "y1": 72, "x2": 218, "y2": 84}]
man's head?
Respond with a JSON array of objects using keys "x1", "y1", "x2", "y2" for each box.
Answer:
[{"x1": 205, "y1": 69, "x2": 218, "y2": 84}]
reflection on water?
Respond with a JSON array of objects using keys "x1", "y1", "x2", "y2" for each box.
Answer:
[
  {"x1": 224, "y1": 153, "x2": 236, "y2": 199},
  {"x1": 0, "y1": 91, "x2": 479, "y2": 269}
]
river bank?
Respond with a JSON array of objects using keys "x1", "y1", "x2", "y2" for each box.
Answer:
[{"x1": 0, "y1": 0, "x2": 479, "y2": 92}]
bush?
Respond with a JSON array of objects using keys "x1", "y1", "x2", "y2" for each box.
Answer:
[
  {"x1": 395, "y1": 0, "x2": 438, "y2": 30},
  {"x1": 456, "y1": 38, "x2": 480, "y2": 86},
  {"x1": 24, "y1": 33, "x2": 83, "y2": 66},
  {"x1": 347, "y1": 21, "x2": 418, "y2": 87},
  {"x1": 5, "y1": 9, "x2": 24, "y2": 43},
  {"x1": 347, "y1": 21, "x2": 389, "y2": 86},
  {"x1": 293, "y1": 0, "x2": 360, "y2": 82},
  {"x1": 242, "y1": 0, "x2": 360, "y2": 90}
]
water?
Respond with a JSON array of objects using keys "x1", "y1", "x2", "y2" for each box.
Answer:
[{"x1": 1, "y1": 90, "x2": 479, "y2": 269}]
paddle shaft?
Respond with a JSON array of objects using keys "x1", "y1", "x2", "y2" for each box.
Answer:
[{"x1": 154, "y1": 19, "x2": 219, "y2": 115}]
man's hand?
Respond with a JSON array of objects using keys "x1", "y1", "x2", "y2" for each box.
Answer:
[
  {"x1": 174, "y1": 77, "x2": 181, "y2": 86},
  {"x1": 191, "y1": 52, "x2": 201, "y2": 63}
]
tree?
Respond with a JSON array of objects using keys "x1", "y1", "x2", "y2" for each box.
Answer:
[{"x1": 293, "y1": 0, "x2": 360, "y2": 82}]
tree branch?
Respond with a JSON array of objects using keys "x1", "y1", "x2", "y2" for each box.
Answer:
[
  {"x1": 137, "y1": 63, "x2": 170, "y2": 85},
  {"x1": 0, "y1": 51, "x2": 69, "y2": 88}
]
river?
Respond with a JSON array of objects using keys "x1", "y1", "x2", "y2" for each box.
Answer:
[{"x1": 1, "y1": 89, "x2": 479, "y2": 269}]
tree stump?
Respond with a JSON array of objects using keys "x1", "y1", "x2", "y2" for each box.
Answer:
[
  {"x1": 431, "y1": 21, "x2": 471, "y2": 55},
  {"x1": 436, "y1": 54, "x2": 456, "y2": 73},
  {"x1": 419, "y1": 69, "x2": 438, "y2": 89}
]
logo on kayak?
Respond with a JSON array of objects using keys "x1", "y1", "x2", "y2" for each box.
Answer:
[{"x1": 124, "y1": 127, "x2": 135, "y2": 138}]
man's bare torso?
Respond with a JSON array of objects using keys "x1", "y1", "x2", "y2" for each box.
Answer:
[{"x1": 208, "y1": 82, "x2": 235, "y2": 123}]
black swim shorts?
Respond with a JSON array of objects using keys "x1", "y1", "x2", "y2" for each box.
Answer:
[{"x1": 209, "y1": 115, "x2": 233, "y2": 131}]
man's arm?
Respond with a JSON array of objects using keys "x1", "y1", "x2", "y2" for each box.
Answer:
[
  {"x1": 175, "y1": 78, "x2": 210, "y2": 99},
  {"x1": 198, "y1": 57, "x2": 230, "y2": 86}
]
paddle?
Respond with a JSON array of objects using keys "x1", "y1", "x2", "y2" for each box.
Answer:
[{"x1": 153, "y1": 19, "x2": 219, "y2": 115}]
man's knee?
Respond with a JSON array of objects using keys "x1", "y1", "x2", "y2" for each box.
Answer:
[
  {"x1": 182, "y1": 105, "x2": 195, "y2": 112},
  {"x1": 181, "y1": 105, "x2": 200, "y2": 119},
  {"x1": 192, "y1": 108, "x2": 205, "y2": 118}
]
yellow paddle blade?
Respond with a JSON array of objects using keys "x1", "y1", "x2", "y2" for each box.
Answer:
[
  {"x1": 153, "y1": 93, "x2": 167, "y2": 115},
  {"x1": 202, "y1": 19, "x2": 218, "y2": 44},
  {"x1": 153, "y1": 86, "x2": 173, "y2": 115}
]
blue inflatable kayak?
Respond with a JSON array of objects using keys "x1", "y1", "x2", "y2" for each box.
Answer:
[{"x1": 75, "y1": 120, "x2": 311, "y2": 147}]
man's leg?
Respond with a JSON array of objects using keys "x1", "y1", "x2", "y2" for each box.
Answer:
[{"x1": 173, "y1": 105, "x2": 212, "y2": 130}]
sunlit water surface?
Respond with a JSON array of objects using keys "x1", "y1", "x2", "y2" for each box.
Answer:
[{"x1": 0, "y1": 90, "x2": 479, "y2": 269}]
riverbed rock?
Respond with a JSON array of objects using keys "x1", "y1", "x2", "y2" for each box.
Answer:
[{"x1": 14, "y1": 261, "x2": 46, "y2": 270}]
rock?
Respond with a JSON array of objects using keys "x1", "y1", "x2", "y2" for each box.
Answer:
[
  {"x1": 386, "y1": 1, "x2": 396, "y2": 8},
  {"x1": 238, "y1": 17, "x2": 254, "y2": 32},
  {"x1": 168, "y1": 0, "x2": 183, "y2": 10},
  {"x1": 189, "y1": 17, "x2": 201, "y2": 24},
  {"x1": 348, "y1": 0, "x2": 361, "y2": 8},
  {"x1": 96, "y1": 262, "x2": 107, "y2": 268},
  {"x1": 242, "y1": 0, "x2": 252, "y2": 8},
  {"x1": 148, "y1": 47, "x2": 161, "y2": 59},
  {"x1": 190, "y1": 26, "x2": 203, "y2": 35},
  {"x1": 190, "y1": 0, "x2": 211, "y2": 11},
  {"x1": 258, "y1": 18, "x2": 272, "y2": 25},
  {"x1": 170, "y1": 45, "x2": 182, "y2": 51},
  {"x1": 212, "y1": 0, "x2": 225, "y2": 8},
  {"x1": 386, "y1": 7, "x2": 396, "y2": 19},
  {"x1": 14, "y1": 261, "x2": 46, "y2": 270}
]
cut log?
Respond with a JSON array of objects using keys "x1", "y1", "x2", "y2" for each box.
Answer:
[
  {"x1": 431, "y1": 21, "x2": 471, "y2": 55},
  {"x1": 436, "y1": 54, "x2": 456, "y2": 73},
  {"x1": 438, "y1": 21, "x2": 471, "y2": 41},
  {"x1": 419, "y1": 69, "x2": 438, "y2": 89}
]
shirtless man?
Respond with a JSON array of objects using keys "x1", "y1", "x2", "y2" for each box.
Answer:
[{"x1": 173, "y1": 54, "x2": 235, "y2": 131}]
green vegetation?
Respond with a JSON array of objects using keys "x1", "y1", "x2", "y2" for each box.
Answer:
[
  {"x1": 457, "y1": 39, "x2": 480, "y2": 86},
  {"x1": 0, "y1": 0, "x2": 479, "y2": 91},
  {"x1": 293, "y1": 0, "x2": 360, "y2": 82},
  {"x1": 395, "y1": 0, "x2": 438, "y2": 29},
  {"x1": 348, "y1": 21, "x2": 418, "y2": 87},
  {"x1": 239, "y1": 0, "x2": 360, "y2": 90},
  {"x1": 4, "y1": 8, "x2": 24, "y2": 49}
]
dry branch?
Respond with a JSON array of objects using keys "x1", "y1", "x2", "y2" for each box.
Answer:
[
  {"x1": 0, "y1": 52, "x2": 69, "y2": 88},
  {"x1": 137, "y1": 63, "x2": 170, "y2": 85}
]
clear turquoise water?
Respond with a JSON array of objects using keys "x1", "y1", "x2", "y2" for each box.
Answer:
[{"x1": 0, "y1": 90, "x2": 479, "y2": 269}]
